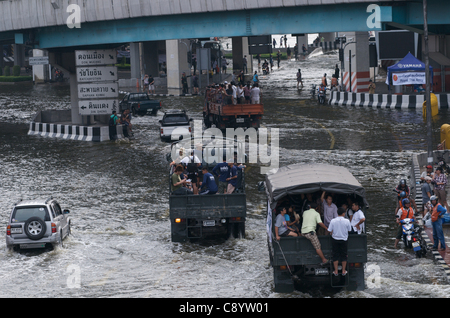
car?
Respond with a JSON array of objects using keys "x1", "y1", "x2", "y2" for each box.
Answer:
[
  {"x1": 159, "y1": 110, "x2": 193, "y2": 142},
  {"x1": 6, "y1": 198, "x2": 71, "y2": 250},
  {"x1": 119, "y1": 92, "x2": 161, "y2": 116}
]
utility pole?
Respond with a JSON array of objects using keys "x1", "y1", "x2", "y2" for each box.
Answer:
[{"x1": 423, "y1": 0, "x2": 433, "y2": 164}]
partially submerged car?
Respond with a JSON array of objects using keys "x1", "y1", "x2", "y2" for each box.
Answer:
[
  {"x1": 6, "y1": 198, "x2": 71, "y2": 250},
  {"x1": 263, "y1": 163, "x2": 368, "y2": 292}
]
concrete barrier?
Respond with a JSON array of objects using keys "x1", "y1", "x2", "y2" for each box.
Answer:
[
  {"x1": 329, "y1": 91, "x2": 450, "y2": 109},
  {"x1": 27, "y1": 110, "x2": 135, "y2": 142},
  {"x1": 28, "y1": 121, "x2": 110, "y2": 142}
]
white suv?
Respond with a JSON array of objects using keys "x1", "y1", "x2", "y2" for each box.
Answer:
[{"x1": 6, "y1": 198, "x2": 71, "y2": 250}]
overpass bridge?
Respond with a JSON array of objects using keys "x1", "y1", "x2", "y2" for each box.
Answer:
[
  {"x1": 2, "y1": 0, "x2": 450, "y2": 141},
  {"x1": 2, "y1": 0, "x2": 449, "y2": 49}
]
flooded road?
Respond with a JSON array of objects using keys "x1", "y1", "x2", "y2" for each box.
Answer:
[{"x1": 1, "y1": 51, "x2": 450, "y2": 298}]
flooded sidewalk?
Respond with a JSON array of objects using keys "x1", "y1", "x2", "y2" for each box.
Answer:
[{"x1": 413, "y1": 152, "x2": 450, "y2": 282}]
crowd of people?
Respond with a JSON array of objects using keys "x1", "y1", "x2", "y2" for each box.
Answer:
[
  {"x1": 108, "y1": 109, "x2": 133, "y2": 140},
  {"x1": 204, "y1": 80, "x2": 262, "y2": 106},
  {"x1": 274, "y1": 191, "x2": 366, "y2": 276},
  {"x1": 170, "y1": 148, "x2": 245, "y2": 196},
  {"x1": 394, "y1": 167, "x2": 448, "y2": 251}
]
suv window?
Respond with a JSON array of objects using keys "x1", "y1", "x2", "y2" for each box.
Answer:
[
  {"x1": 52, "y1": 203, "x2": 62, "y2": 216},
  {"x1": 12, "y1": 206, "x2": 50, "y2": 223},
  {"x1": 163, "y1": 114, "x2": 188, "y2": 123}
]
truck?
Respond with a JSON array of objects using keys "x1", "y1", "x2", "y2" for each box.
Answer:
[
  {"x1": 119, "y1": 92, "x2": 161, "y2": 116},
  {"x1": 159, "y1": 110, "x2": 193, "y2": 142},
  {"x1": 262, "y1": 163, "x2": 368, "y2": 292},
  {"x1": 203, "y1": 89, "x2": 264, "y2": 129},
  {"x1": 168, "y1": 138, "x2": 247, "y2": 242}
]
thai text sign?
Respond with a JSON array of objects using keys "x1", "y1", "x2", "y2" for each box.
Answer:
[
  {"x1": 78, "y1": 83, "x2": 119, "y2": 99},
  {"x1": 77, "y1": 66, "x2": 117, "y2": 83},
  {"x1": 75, "y1": 50, "x2": 117, "y2": 66},
  {"x1": 78, "y1": 99, "x2": 118, "y2": 115},
  {"x1": 392, "y1": 72, "x2": 426, "y2": 86},
  {"x1": 29, "y1": 56, "x2": 49, "y2": 65}
]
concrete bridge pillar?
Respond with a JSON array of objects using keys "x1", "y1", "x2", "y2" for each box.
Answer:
[
  {"x1": 129, "y1": 42, "x2": 142, "y2": 88},
  {"x1": 342, "y1": 32, "x2": 370, "y2": 93},
  {"x1": 232, "y1": 37, "x2": 251, "y2": 75},
  {"x1": 166, "y1": 39, "x2": 190, "y2": 95},
  {"x1": 142, "y1": 41, "x2": 164, "y2": 80},
  {"x1": 296, "y1": 35, "x2": 308, "y2": 55},
  {"x1": 13, "y1": 44, "x2": 25, "y2": 67}
]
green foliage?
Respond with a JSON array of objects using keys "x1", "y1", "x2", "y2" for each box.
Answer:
[
  {"x1": 12, "y1": 65, "x2": 21, "y2": 76},
  {"x1": 3, "y1": 66, "x2": 10, "y2": 76},
  {"x1": 0, "y1": 76, "x2": 32, "y2": 82}
]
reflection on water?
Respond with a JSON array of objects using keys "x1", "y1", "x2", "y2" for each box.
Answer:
[{"x1": 0, "y1": 52, "x2": 449, "y2": 297}]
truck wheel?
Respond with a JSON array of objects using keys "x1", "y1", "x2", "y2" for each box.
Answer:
[
  {"x1": 24, "y1": 217, "x2": 47, "y2": 241},
  {"x1": 273, "y1": 267, "x2": 295, "y2": 293}
]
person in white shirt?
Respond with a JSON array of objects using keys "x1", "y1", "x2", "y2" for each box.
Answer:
[
  {"x1": 328, "y1": 207, "x2": 352, "y2": 276},
  {"x1": 237, "y1": 83, "x2": 245, "y2": 104},
  {"x1": 350, "y1": 202, "x2": 365, "y2": 234},
  {"x1": 250, "y1": 83, "x2": 261, "y2": 104},
  {"x1": 231, "y1": 83, "x2": 237, "y2": 105}
]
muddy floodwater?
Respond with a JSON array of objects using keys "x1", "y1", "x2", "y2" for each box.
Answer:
[{"x1": 1, "y1": 51, "x2": 450, "y2": 298}]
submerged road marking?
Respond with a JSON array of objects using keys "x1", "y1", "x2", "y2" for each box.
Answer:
[{"x1": 274, "y1": 110, "x2": 336, "y2": 154}]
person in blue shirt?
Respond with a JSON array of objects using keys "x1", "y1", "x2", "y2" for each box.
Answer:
[
  {"x1": 252, "y1": 71, "x2": 259, "y2": 85},
  {"x1": 199, "y1": 167, "x2": 218, "y2": 195},
  {"x1": 226, "y1": 162, "x2": 238, "y2": 194},
  {"x1": 431, "y1": 195, "x2": 447, "y2": 251},
  {"x1": 212, "y1": 157, "x2": 230, "y2": 194}
]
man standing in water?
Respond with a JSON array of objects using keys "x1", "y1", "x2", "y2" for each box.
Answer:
[{"x1": 296, "y1": 69, "x2": 303, "y2": 89}]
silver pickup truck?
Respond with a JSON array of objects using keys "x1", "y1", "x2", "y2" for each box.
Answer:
[{"x1": 159, "y1": 110, "x2": 192, "y2": 142}]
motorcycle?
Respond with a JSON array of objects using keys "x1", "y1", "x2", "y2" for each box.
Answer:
[
  {"x1": 317, "y1": 88, "x2": 326, "y2": 104},
  {"x1": 399, "y1": 218, "x2": 427, "y2": 258},
  {"x1": 437, "y1": 156, "x2": 450, "y2": 177},
  {"x1": 55, "y1": 69, "x2": 64, "y2": 82}
]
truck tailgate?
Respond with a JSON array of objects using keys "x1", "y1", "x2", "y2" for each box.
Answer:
[
  {"x1": 170, "y1": 193, "x2": 246, "y2": 219},
  {"x1": 272, "y1": 234, "x2": 367, "y2": 266},
  {"x1": 221, "y1": 104, "x2": 264, "y2": 116}
]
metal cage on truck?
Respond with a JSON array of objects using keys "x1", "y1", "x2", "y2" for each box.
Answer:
[{"x1": 264, "y1": 163, "x2": 369, "y2": 292}]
